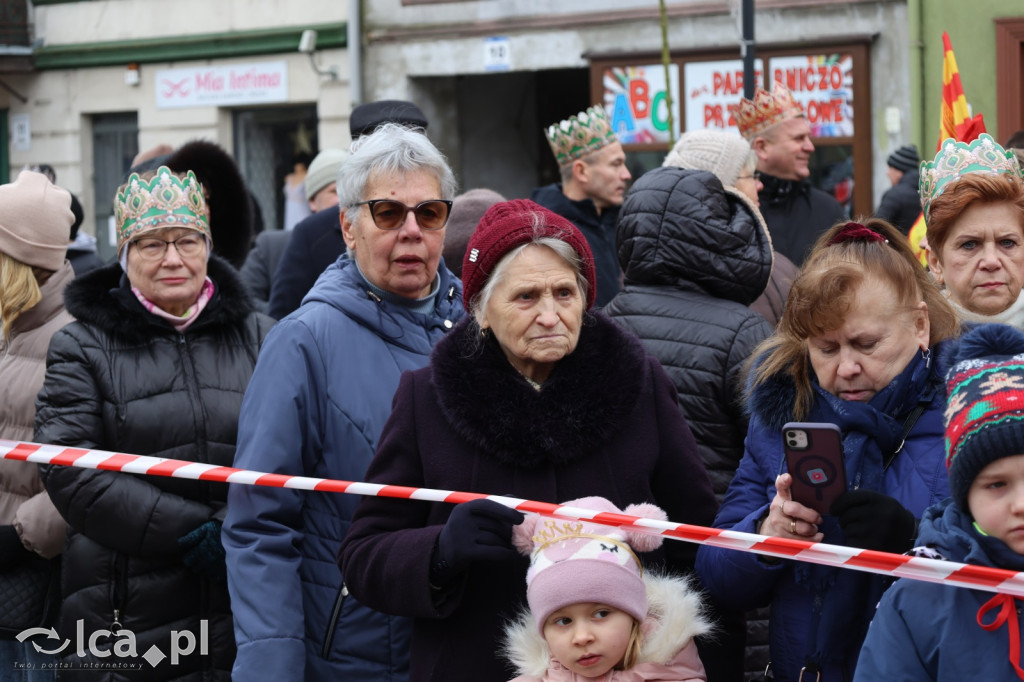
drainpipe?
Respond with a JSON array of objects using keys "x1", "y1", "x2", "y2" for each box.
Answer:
[
  {"x1": 348, "y1": 0, "x2": 363, "y2": 107},
  {"x1": 908, "y1": 0, "x2": 924, "y2": 151}
]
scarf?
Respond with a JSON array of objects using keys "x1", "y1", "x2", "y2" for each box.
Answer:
[
  {"x1": 947, "y1": 288, "x2": 1024, "y2": 330},
  {"x1": 131, "y1": 278, "x2": 215, "y2": 332},
  {"x1": 795, "y1": 348, "x2": 938, "y2": 670}
]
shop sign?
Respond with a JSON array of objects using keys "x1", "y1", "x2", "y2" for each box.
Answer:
[
  {"x1": 602, "y1": 64, "x2": 680, "y2": 145},
  {"x1": 155, "y1": 62, "x2": 288, "y2": 109},
  {"x1": 683, "y1": 59, "x2": 764, "y2": 132},
  {"x1": 770, "y1": 54, "x2": 854, "y2": 137}
]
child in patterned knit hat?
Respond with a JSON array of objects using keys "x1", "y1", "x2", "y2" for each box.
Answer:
[
  {"x1": 856, "y1": 323, "x2": 1024, "y2": 681},
  {"x1": 502, "y1": 496, "x2": 711, "y2": 681}
]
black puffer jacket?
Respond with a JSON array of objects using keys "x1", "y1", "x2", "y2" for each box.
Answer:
[
  {"x1": 605, "y1": 167, "x2": 774, "y2": 498},
  {"x1": 35, "y1": 257, "x2": 274, "y2": 681}
]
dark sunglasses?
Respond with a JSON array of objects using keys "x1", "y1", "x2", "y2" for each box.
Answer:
[{"x1": 353, "y1": 199, "x2": 453, "y2": 231}]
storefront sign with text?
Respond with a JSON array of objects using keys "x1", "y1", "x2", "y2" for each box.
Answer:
[
  {"x1": 602, "y1": 64, "x2": 680, "y2": 145},
  {"x1": 155, "y1": 62, "x2": 288, "y2": 109}
]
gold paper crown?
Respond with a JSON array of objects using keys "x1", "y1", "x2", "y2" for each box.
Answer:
[
  {"x1": 545, "y1": 105, "x2": 617, "y2": 167},
  {"x1": 729, "y1": 81, "x2": 805, "y2": 141},
  {"x1": 115, "y1": 166, "x2": 211, "y2": 252},
  {"x1": 919, "y1": 134, "x2": 1024, "y2": 218}
]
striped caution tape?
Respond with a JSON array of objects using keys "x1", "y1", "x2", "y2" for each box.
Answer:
[{"x1": 6, "y1": 437, "x2": 1024, "y2": 597}]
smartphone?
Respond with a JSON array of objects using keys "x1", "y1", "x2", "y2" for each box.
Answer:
[{"x1": 782, "y1": 422, "x2": 847, "y2": 515}]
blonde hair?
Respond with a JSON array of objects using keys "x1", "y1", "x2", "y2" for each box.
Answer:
[
  {"x1": 618, "y1": 618, "x2": 644, "y2": 671},
  {"x1": 0, "y1": 252, "x2": 44, "y2": 341},
  {"x1": 748, "y1": 217, "x2": 960, "y2": 418}
]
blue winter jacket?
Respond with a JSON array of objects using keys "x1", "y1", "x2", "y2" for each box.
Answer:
[
  {"x1": 695, "y1": 352, "x2": 950, "y2": 682},
  {"x1": 223, "y1": 256, "x2": 465, "y2": 681},
  {"x1": 855, "y1": 498, "x2": 1024, "y2": 681}
]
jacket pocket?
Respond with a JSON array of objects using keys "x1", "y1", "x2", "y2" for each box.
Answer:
[{"x1": 320, "y1": 582, "x2": 349, "y2": 658}]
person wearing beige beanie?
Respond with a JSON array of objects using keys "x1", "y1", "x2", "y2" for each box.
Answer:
[{"x1": 0, "y1": 170, "x2": 74, "y2": 679}]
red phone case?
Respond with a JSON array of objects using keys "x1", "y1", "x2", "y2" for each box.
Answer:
[{"x1": 782, "y1": 422, "x2": 847, "y2": 515}]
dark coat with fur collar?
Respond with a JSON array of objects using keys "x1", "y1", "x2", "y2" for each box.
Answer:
[
  {"x1": 339, "y1": 312, "x2": 717, "y2": 682},
  {"x1": 34, "y1": 257, "x2": 274, "y2": 681}
]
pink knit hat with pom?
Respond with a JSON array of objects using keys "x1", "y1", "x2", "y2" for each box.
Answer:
[{"x1": 512, "y1": 496, "x2": 667, "y2": 632}]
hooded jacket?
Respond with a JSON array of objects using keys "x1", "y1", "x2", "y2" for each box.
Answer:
[
  {"x1": 604, "y1": 167, "x2": 775, "y2": 499},
  {"x1": 694, "y1": 347, "x2": 951, "y2": 682},
  {"x1": 855, "y1": 499, "x2": 1024, "y2": 681},
  {"x1": 338, "y1": 313, "x2": 717, "y2": 682},
  {"x1": 758, "y1": 173, "x2": 845, "y2": 267},
  {"x1": 223, "y1": 256, "x2": 465, "y2": 681},
  {"x1": 504, "y1": 574, "x2": 711, "y2": 682},
  {"x1": 875, "y1": 168, "x2": 922, "y2": 236},
  {"x1": 34, "y1": 257, "x2": 274, "y2": 681},
  {"x1": 0, "y1": 262, "x2": 73, "y2": 559}
]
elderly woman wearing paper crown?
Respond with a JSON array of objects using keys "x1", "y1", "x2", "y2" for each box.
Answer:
[
  {"x1": 0, "y1": 171, "x2": 74, "y2": 681},
  {"x1": 922, "y1": 133, "x2": 1024, "y2": 327},
  {"x1": 33, "y1": 166, "x2": 274, "y2": 681},
  {"x1": 695, "y1": 218, "x2": 961, "y2": 681},
  {"x1": 339, "y1": 198, "x2": 718, "y2": 682}
]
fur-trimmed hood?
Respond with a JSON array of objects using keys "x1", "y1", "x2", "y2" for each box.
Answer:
[
  {"x1": 430, "y1": 311, "x2": 648, "y2": 468},
  {"x1": 502, "y1": 573, "x2": 712, "y2": 679},
  {"x1": 62, "y1": 255, "x2": 258, "y2": 345},
  {"x1": 129, "y1": 140, "x2": 254, "y2": 268}
]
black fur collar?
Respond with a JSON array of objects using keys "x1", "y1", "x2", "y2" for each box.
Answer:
[
  {"x1": 63, "y1": 256, "x2": 255, "y2": 345},
  {"x1": 430, "y1": 312, "x2": 648, "y2": 468}
]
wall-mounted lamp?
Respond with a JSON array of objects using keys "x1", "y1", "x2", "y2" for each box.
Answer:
[
  {"x1": 299, "y1": 29, "x2": 339, "y2": 81},
  {"x1": 125, "y1": 62, "x2": 140, "y2": 87}
]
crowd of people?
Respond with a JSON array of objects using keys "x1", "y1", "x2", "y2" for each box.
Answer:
[{"x1": 3, "y1": 83, "x2": 1024, "y2": 682}]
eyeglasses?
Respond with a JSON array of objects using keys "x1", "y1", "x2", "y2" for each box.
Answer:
[
  {"x1": 131, "y1": 234, "x2": 206, "y2": 261},
  {"x1": 353, "y1": 199, "x2": 453, "y2": 231},
  {"x1": 737, "y1": 171, "x2": 763, "y2": 181}
]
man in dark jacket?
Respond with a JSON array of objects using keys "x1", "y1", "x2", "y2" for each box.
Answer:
[
  {"x1": 530, "y1": 105, "x2": 631, "y2": 307},
  {"x1": 731, "y1": 81, "x2": 844, "y2": 266},
  {"x1": 875, "y1": 144, "x2": 921, "y2": 235}
]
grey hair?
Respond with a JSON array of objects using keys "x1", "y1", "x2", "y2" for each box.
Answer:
[
  {"x1": 338, "y1": 122, "x2": 458, "y2": 226},
  {"x1": 740, "y1": 150, "x2": 758, "y2": 176},
  {"x1": 470, "y1": 232, "x2": 588, "y2": 326}
]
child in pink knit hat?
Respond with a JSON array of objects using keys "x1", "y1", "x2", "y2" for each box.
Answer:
[{"x1": 502, "y1": 496, "x2": 711, "y2": 681}]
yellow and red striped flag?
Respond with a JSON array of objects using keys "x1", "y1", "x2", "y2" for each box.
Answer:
[{"x1": 909, "y1": 31, "x2": 987, "y2": 266}]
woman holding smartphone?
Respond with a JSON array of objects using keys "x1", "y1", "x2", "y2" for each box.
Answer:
[{"x1": 695, "y1": 218, "x2": 961, "y2": 681}]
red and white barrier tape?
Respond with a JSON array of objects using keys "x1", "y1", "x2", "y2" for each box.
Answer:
[{"x1": 6, "y1": 438, "x2": 1024, "y2": 597}]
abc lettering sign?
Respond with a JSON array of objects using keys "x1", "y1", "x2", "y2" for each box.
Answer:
[
  {"x1": 155, "y1": 62, "x2": 288, "y2": 110},
  {"x1": 683, "y1": 58, "x2": 765, "y2": 134},
  {"x1": 602, "y1": 64, "x2": 680, "y2": 145}
]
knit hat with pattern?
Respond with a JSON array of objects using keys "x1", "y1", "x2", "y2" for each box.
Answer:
[
  {"x1": 887, "y1": 145, "x2": 920, "y2": 173},
  {"x1": 944, "y1": 323, "x2": 1024, "y2": 511}
]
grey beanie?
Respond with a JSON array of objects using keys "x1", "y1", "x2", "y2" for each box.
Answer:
[
  {"x1": 887, "y1": 145, "x2": 920, "y2": 173},
  {"x1": 663, "y1": 130, "x2": 751, "y2": 187},
  {"x1": 442, "y1": 188, "x2": 505, "y2": 278},
  {"x1": 305, "y1": 149, "x2": 348, "y2": 202},
  {"x1": 0, "y1": 170, "x2": 72, "y2": 270}
]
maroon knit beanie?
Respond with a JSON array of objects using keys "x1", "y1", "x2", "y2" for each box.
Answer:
[{"x1": 461, "y1": 199, "x2": 597, "y2": 311}]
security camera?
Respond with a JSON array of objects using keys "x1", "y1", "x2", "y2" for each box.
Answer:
[{"x1": 299, "y1": 30, "x2": 318, "y2": 55}]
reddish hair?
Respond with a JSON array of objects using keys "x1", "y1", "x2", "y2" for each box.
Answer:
[{"x1": 926, "y1": 173, "x2": 1024, "y2": 255}]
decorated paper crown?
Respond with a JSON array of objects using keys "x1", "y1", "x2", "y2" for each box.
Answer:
[
  {"x1": 919, "y1": 133, "x2": 1024, "y2": 218},
  {"x1": 545, "y1": 105, "x2": 618, "y2": 167},
  {"x1": 729, "y1": 81, "x2": 805, "y2": 141},
  {"x1": 115, "y1": 166, "x2": 211, "y2": 252}
]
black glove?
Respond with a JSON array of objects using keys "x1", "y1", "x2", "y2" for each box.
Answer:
[
  {"x1": 0, "y1": 524, "x2": 32, "y2": 572},
  {"x1": 830, "y1": 489, "x2": 917, "y2": 554},
  {"x1": 177, "y1": 520, "x2": 227, "y2": 583},
  {"x1": 431, "y1": 499, "x2": 524, "y2": 586}
]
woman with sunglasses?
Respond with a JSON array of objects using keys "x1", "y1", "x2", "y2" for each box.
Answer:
[
  {"x1": 34, "y1": 166, "x2": 274, "y2": 680},
  {"x1": 339, "y1": 199, "x2": 717, "y2": 681},
  {"x1": 222, "y1": 123, "x2": 465, "y2": 681}
]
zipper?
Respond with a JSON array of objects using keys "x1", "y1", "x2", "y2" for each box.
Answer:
[{"x1": 320, "y1": 582, "x2": 349, "y2": 658}]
